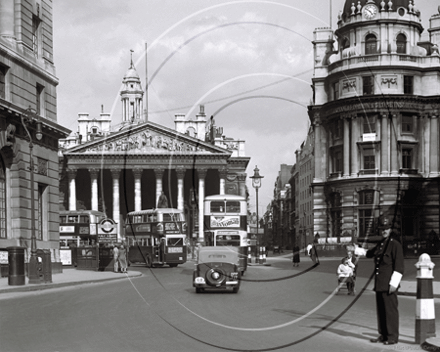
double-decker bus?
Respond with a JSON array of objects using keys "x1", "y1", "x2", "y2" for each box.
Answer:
[
  {"x1": 203, "y1": 194, "x2": 249, "y2": 274},
  {"x1": 125, "y1": 208, "x2": 187, "y2": 267},
  {"x1": 59, "y1": 210, "x2": 117, "y2": 266}
]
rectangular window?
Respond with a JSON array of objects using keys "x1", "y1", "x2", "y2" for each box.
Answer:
[
  {"x1": 36, "y1": 84, "x2": 44, "y2": 115},
  {"x1": 32, "y1": 15, "x2": 41, "y2": 57},
  {"x1": 363, "y1": 115, "x2": 376, "y2": 133},
  {"x1": 363, "y1": 148, "x2": 375, "y2": 169},
  {"x1": 402, "y1": 114, "x2": 414, "y2": 134},
  {"x1": 334, "y1": 81, "x2": 339, "y2": 100},
  {"x1": 359, "y1": 209, "x2": 374, "y2": 237},
  {"x1": 359, "y1": 190, "x2": 375, "y2": 205},
  {"x1": 0, "y1": 64, "x2": 7, "y2": 100},
  {"x1": 334, "y1": 120, "x2": 342, "y2": 139},
  {"x1": 335, "y1": 150, "x2": 343, "y2": 172},
  {"x1": 402, "y1": 148, "x2": 412, "y2": 169},
  {"x1": 363, "y1": 76, "x2": 374, "y2": 95},
  {"x1": 404, "y1": 76, "x2": 414, "y2": 94},
  {"x1": 37, "y1": 184, "x2": 47, "y2": 241}
]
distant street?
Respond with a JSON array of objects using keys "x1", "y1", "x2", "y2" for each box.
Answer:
[{"x1": 1, "y1": 255, "x2": 437, "y2": 352}]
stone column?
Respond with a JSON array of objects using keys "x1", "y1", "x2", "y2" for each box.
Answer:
[
  {"x1": 351, "y1": 116, "x2": 359, "y2": 177},
  {"x1": 176, "y1": 167, "x2": 185, "y2": 211},
  {"x1": 89, "y1": 168, "x2": 99, "y2": 211},
  {"x1": 343, "y1": 117, "x2": 350, "y2": 177},
  {"x1": 424, "y1": 114, "x2": 431, "y2": 177},
  {"x1": 133, "y1": 168, "x2": 143, "y2": 212},
  {"x1": 154, "y1": 168, "x2": 164, "y2": 207},
  {"x1": 111, "y1": 168, "x2": 121, "y2": 223},
  {"x1": 237, "y1": 174, "x2": 247, "y2": 197},
  {"x1": 197, "y1": 168, "x2": 207, "y2": 243},
  {"x1": 418, "y1": 115, "x2": 425, "y2": 174},
  {"x1": 67, "y1": 168, "x2": 77, "y2": 211},
  {"x1": 430, "y1": 114, "x2": 439, "y2": 176},
  {"x1": 314, "y1": 121, "x2": 322, "y2": 182},
  {"x1": 390, "y1": 114, "x2": 399, "y2": 175},
  {"x1": 218, "y1": 167, "x2": 227, "y2": 195},
  {"x1": 381, "y1": 113, "x2": 389, "y2": 175}
]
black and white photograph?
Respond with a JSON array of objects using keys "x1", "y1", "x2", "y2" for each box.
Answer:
[{"x1": 1, "y1": 1, "x2": 440, "y2": 351}]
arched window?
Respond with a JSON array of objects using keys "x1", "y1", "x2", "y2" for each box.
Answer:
[
  {"x1": 396, "y1": 33, "x2": 407, "y2": 54},
  {"x1": 0, "y1": 156, "x2": 6, "y2": 238},
  {"x1": 365, "y1": 34, "x2": 377, "y2": 55}
]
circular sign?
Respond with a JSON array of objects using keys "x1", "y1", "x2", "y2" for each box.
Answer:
[{"x1": 99, "y1": 218, "x2": 116, "y2": 233}]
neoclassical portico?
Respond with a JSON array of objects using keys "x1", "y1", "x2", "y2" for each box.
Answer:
[
  {"x1": 59, "y1": 61, "x2": 250, "y2": 243},
  {"x1": 60, "y1": 120, "x2": 249, "y2": 242}
]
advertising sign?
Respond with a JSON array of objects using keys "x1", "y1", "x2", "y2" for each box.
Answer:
[
  {"x1": 59, "y1": 226, "x2": 75, "y2": 233},
  {"x1": 0, "y1": 250, "x2": 8, "y2": 264},
  {"x1": 210, "y1": 216, "x2": 240, "y2": 228},
  {"x1": 164, "y1": 222, "x2": 181, "y2": 234},
  {"x1": 60, "y1": 249, "x2": 72, "y2": 265}
]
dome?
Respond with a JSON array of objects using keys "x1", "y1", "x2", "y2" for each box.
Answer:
[
  {"x1": 342, "y1": 0, "x2": 411, "y2": 19},
  {"x1": 123, "y1": 66, "x2": 140, "y2": 81}
]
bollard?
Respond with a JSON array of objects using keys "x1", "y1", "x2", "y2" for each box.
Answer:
[
  {"x1": 247, "y1": 246, "x2": 252, "y2": 264},
  {"x1": 415, "y1": 253, "x2": 436, "y2": 344},
  {"x1": 259, "y1": 247, "x2": 263, "y2": 264},
  {"x1": 262, "y1": 247, "x2": 266, "y2": 264}
]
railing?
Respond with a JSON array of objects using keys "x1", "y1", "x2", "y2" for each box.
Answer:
[{"x1": 328, "y1": 53, "x2": 440, "y2": 72}]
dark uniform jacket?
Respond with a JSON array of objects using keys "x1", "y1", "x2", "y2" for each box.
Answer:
[{"x1": 366, "y1": 236, "x2": 404, "y2": 292}]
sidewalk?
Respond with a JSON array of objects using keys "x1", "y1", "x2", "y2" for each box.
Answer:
[{"x1": 0, "y1": 268, "x2": 143, "y2": 294}]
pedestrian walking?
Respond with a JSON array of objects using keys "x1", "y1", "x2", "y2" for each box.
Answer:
[
  {"x1": 292, "y1": 245, "x2": 300, "y2": 267},
  {"x1": 113, "y1": 244, "x2": 119, "y2": 273},
  {"x1": 308, "y1": 243, "x2": 319, "y2": 264},
  {"x1": 355, "y1": 216, "x2": 404, "y2": 345},
  {"x1": 118, "y1": 243, "x2": 128, "y2": 273}
]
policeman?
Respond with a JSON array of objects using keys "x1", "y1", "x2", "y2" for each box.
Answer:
[{"x1": 355, "y1": 216, "x2": 404, "y2": 345}]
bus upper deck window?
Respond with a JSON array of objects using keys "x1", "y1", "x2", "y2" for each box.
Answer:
[
  {"x1": 68, "y1": 216, "x2": 77, "y2": 223},
  {"x1": 211, "y1": 201, "x2": 224, "y2": 213},
  {"x1": 60, "y1": 216, "x2": 66, "y2": 224},
  {"x1": 226, "y1": 201, "x2": 240, "y2": 213},
  {"x1": 79, "y1": 215, "x2": 89, "y2": 223}
]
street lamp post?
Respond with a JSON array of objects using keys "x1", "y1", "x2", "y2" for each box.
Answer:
[
  {"x1": 21, "y1": 107, "x2": 42, "y2": 284},
  {"x1": 250, "y1": 166, "x2": 263, "y2": 246}
]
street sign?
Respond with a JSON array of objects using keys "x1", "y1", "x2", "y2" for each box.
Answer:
[{"x1": 97, "y1": 218, "x2": 117, "y2": 243}]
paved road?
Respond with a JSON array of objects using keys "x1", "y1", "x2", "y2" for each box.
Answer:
[{"x1": 0, "y1": 256, "x2": 438, "y2": 352}]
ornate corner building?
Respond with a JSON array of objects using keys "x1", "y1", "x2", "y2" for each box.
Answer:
[
  {"x1": 59, "y1": 61, "x2": 250, "y2": 243},
  {"x1": 309, "y1": 0, "x2": 440, "y2": 256},
  {"x1": 0, "y1": 1, "x2": 70, "y2": 269}
]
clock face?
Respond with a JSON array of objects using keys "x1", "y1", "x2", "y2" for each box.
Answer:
[{"x1": 362, "y1": 4, "x2": 378, "y2": 19}]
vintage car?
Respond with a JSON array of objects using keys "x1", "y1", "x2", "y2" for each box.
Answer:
[{"x1": 193, "y1": 246, "x2": 241, "y2": 293}]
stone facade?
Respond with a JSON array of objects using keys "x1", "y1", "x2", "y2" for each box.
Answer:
[
  {"x1": 0, "y1": 0, "x2": 70, "y2": 270},
  {"x1": 309, "y1": 0, "x2": 440, "y2": 257}
]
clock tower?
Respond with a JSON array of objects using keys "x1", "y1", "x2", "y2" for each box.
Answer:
[{"x1": 308, "y1": 0, "x2": 440, "y2": 255}]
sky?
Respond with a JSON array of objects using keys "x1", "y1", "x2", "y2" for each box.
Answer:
[{"x1": 53, "y1": 0, "x2": 440, "y2": 216}]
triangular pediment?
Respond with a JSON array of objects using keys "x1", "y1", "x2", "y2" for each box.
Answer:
[{"x1": 63, "y1": 121, "x2": 231, "y2": 156}]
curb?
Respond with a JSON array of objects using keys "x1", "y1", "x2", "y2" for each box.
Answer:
[{"x1": 0, "y1": 272, "x2": 143, "y2": 294}]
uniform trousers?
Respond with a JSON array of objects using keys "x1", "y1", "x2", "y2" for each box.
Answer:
[{"x1": 375, "y1": 291, "x2": 399, "y2": 342}]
